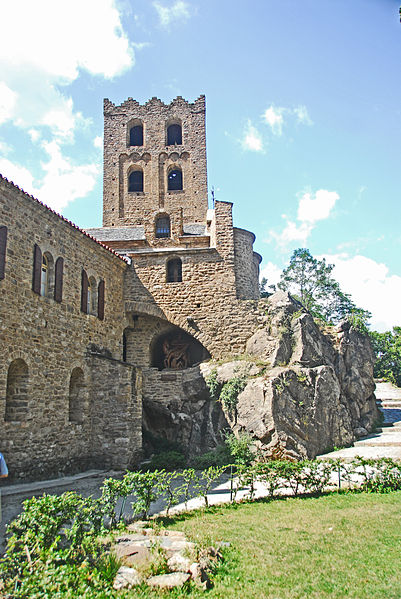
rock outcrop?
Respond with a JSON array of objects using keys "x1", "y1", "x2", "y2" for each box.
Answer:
[
  {"x1": 201, "y1": 291, "x2": 378, "y2": 459},
  {"x1": 143, "y1": 291, "x2": 378, "y2": 460}
]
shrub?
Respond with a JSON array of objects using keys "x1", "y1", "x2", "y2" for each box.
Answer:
[
  {"x1": 190, "y1": 444, "x2": 232, "y2": 469},
  {"x1": 142, "y1": 450, "x2": 186, "y2": 472},
  {"x1": 219, "y1": 376, "x2": 247, "y2": 416},
  {"x1": 224, "y1": 431, "x2": 255, "y2": 466}
]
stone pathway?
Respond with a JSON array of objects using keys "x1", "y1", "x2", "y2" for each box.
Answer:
[{"x1": 318, "y1": 381, "x2": 401, "y2": 461}]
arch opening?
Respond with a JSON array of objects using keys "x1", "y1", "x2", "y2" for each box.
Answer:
[
  {"x1": 128, "y1": 169, "x2": 144, "y2": 192},
  {"x1": 167, "y1": 123, "x2": 182, "y2": 145},
  {"x1": 151, "y1": 327, "x2": 210, "y2": 370},
  {"x1": 168, "y1": 168, "x2": 183, "y2": 191},
  {"x1": 129, "y1": 124, "x2": 143, "y2": 146},
  {"x1": 5, "y1": 359, "x2": 29, "y2": 422}
]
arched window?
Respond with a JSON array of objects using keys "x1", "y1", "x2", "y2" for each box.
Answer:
[
  {"x1": 5, "y1": 359, "x2": 29, "y2": 422},
  {"x1": 128, "y1": 169, "x2": 144, "y2": 192},
  {"x1": 168, "y1": 168, "x2": 183, "y2": 191},
  {"x1": 155, "y1": 215, "x2": 171, "y2": 238},
  {"x1": 129, "y1": 124, "x2": 143, "y2": 146},
  {"x1": 69, "y1": 367, "x2": 85, "y2": 424},
  {"x1": 166, "y1": 258, "x2": 182, "y2": 283},
  {"x1": 167, "y1": 124, "x2": 182, "y2": 145}
]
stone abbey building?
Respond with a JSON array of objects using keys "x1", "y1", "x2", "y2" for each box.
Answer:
[{"x1": 0, "y1": 95, "x2": 263, "y2": 480}]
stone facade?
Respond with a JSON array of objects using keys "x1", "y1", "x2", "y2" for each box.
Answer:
[
  {"x1": 0, "y1": 95, "x2": 263, "y2": 480},
  {"x1": 0, "y1": 177, "x2": 141, "y2": 480}
]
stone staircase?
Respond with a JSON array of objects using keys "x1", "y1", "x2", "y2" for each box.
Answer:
[{"x1": 319, "y1": 381, "x2": 401, "y2": 459}]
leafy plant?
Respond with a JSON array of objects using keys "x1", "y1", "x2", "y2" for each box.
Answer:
[
  {"x1": 224, "y1": 431, "x2": 255, "y2": 466},
  {"x1": 219, "y1": 376, "x2": 247, "y2": 417}
]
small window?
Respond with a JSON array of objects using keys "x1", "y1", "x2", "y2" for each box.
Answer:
[
  {"x1": 156, "y1": 215, "x2": 170, "y2": 238},
  {"x1": 167, "y1": 258, "x2": 182, "y2": 283},
  {"x1": 128, "y1": 169, "x2": 143, "y2": 192},
  {"x1": 167, "y1": 124, "x2": 182, "y2": 145},
  {"x1": 40, "y1": 255, "x2": 49, "y2": 296},
  {"x1": 129, "y1": 124, "x2": 143, "y2": 146},
  {"x1": 168, "y1": 168, "x2": 183, "y2": 191}
]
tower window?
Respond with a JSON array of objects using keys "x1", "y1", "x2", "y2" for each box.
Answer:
[
  {"x1": 129, "y1": 124, "x2": 143, "y2": 146},
  {"x1": 168, "y1": 168, "x2": 183, "y2": 191},
  {"x1": 155, "y1": 215, "x2": 171, "y2": 238},
  {"x1": 40, "y1": 254, "x2": 49, "y2": 297},
  {"x1": 167, "y1": 124, "x2": 182, "y2": 145},
  {"x1": 166, "y1": 258, "x2": 182, "y2": 283},
  {"x1": 128, "y1": 169, "x2": 144, "y2": 192}
]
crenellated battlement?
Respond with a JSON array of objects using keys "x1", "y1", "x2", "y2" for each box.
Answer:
[{"x1": 104, "y1": 95, "x2": 205, "y2": 114}]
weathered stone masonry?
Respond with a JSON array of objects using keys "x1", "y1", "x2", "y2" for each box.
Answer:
[
  {"x1": 1, "y1": 94, "x2": 264, "y2": 479},
  {"x1": 0, "y1": 177, "x2": 141, "y2": 480}
]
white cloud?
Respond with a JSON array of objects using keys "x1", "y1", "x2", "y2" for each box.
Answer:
[
  {"x1": 297, "y1": 189, "x2": 339, "y2": 224},
  {"x1": 0, "y1": 82, "x2": 17, "y2": 124},
  {"x1": 153, "y1": 1, "x2": 191, "y2": 27},
  {"x1": 0, "y1": 1, "x2": 133, "y2": 82},
  {"x1": 263, "y1": 106, "x2": 284, "y2": 135},
  {"x1": 268, "y1": 189, "x2": 339, "y2": 247},
  {"x1": 262, "y1": 104, "x2": 313, "y2": 136},
  {"x1": 321, "y1": 253, "x2": 401, "y2": 331},
  {"x1": 0, "y1": 0, "x2": 132, "y2": 211},
  {"x1": 0, "y1": 142, "x2": 99, "y2": 212},
  {"x1": 242, "y1": 120, "x2": 264, "y2": 152},
  {"x1": 260, "y1": 261, "x2": 282, "y2": 286},
  {"x1": 94, "y1": 136, "x2": 103, "y2": 149},
  {"x1": 293, "y1": 105, "x2": 313, "y2": 125},
  {"x1": 0, "y1": 158, "x2": 36, "y2": 193}
]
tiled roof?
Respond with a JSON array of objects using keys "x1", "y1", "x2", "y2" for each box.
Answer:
[{"x1": 85, "y1": 226, "x2": 146, "y2": 241}]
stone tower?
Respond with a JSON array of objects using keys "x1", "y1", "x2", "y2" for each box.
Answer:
[{"x1": 102, "y1": 95, "x2": 208, "y2": 244}]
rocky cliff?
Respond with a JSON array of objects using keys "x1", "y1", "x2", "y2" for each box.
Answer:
[{"x1": 143, "y1": 291, "x2": 378, "y2": 460}]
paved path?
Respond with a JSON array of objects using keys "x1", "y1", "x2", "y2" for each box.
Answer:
[{"x1": 318, "y1": 381, "x2": 401, "y2": 461}]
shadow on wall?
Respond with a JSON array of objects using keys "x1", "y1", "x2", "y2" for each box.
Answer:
[{"x1": 151, "y1": 326, "x2": 210, "y2": 370}]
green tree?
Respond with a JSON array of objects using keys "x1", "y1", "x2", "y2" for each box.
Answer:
[
  {"x1": 278, "y1": 248, "x2": 370, "y2": 325},
  {"x1": 370, "y1": 327, "x2": 401, "y2": 387}
]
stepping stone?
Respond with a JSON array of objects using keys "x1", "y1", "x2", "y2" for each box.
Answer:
[
  {"x1": 113, "y1": 566, "x2": 141, "y2": 589},
  {"x1": 147, "y1": 572, "x2": 190, "y2": 588}
]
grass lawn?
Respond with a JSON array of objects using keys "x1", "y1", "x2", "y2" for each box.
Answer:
[{"x1": 133, "y1": 491, "x2": 401, "y2": 599}]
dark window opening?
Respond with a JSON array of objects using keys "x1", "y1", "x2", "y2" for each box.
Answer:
[
  {"x1": 168, "y1": 169, "x2": 182, "y2": 191},
  {"x1": 156, "y1": 216, "x2": 170, "y2": 238},
  {"x1": 129, "y1": 124, "x2": 143, "y2": 146},
  {"x1": 167, "y1": 258, "x2": 182, "y2": 282},
  {"x1": 167, "y1": 124, "x2": 182, "y2": 145},
  {"x1": 128, "y1": 170, "x2": 143, "y2": 192}
]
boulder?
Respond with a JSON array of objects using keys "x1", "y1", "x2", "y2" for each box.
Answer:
[{"x1": 209, "y1": 292, "x2": 378, "y2": 459}]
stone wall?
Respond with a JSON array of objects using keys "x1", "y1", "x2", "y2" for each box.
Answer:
[
  {"x1": 123, "y1": 203, "x2": 260, "y2": 359},
  {"x1": 0, "y1": 176, "x2": 141, "y2": 480},
  {"x1": 103, "y1": 96, "x2": 208, "y2": 229},
  {"x1": 233, "y1": 227, "x2": 261, "y2": 300}
]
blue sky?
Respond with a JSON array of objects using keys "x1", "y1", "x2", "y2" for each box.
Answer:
[{"x1": 0, "y1": 0, "x2": 400, "y2": 330}]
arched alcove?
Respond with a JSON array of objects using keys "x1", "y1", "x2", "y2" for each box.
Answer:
[
  {"x1": 151, "y1": 326, "x2": 210, "y2": 370},
  {"x1": 68, "y1": 367, "x2": 86, "y2": 424},
  {"x1": 5, "y1": 359, "x2": 29, "y2": 422}
]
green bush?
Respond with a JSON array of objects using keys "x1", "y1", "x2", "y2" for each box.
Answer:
[
  {"x1": 142, "y1": 450, "x2": 186, "y2": 472},
  {"x1": 190, "y1": 444, "x2": 232, "y2": 469}
]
